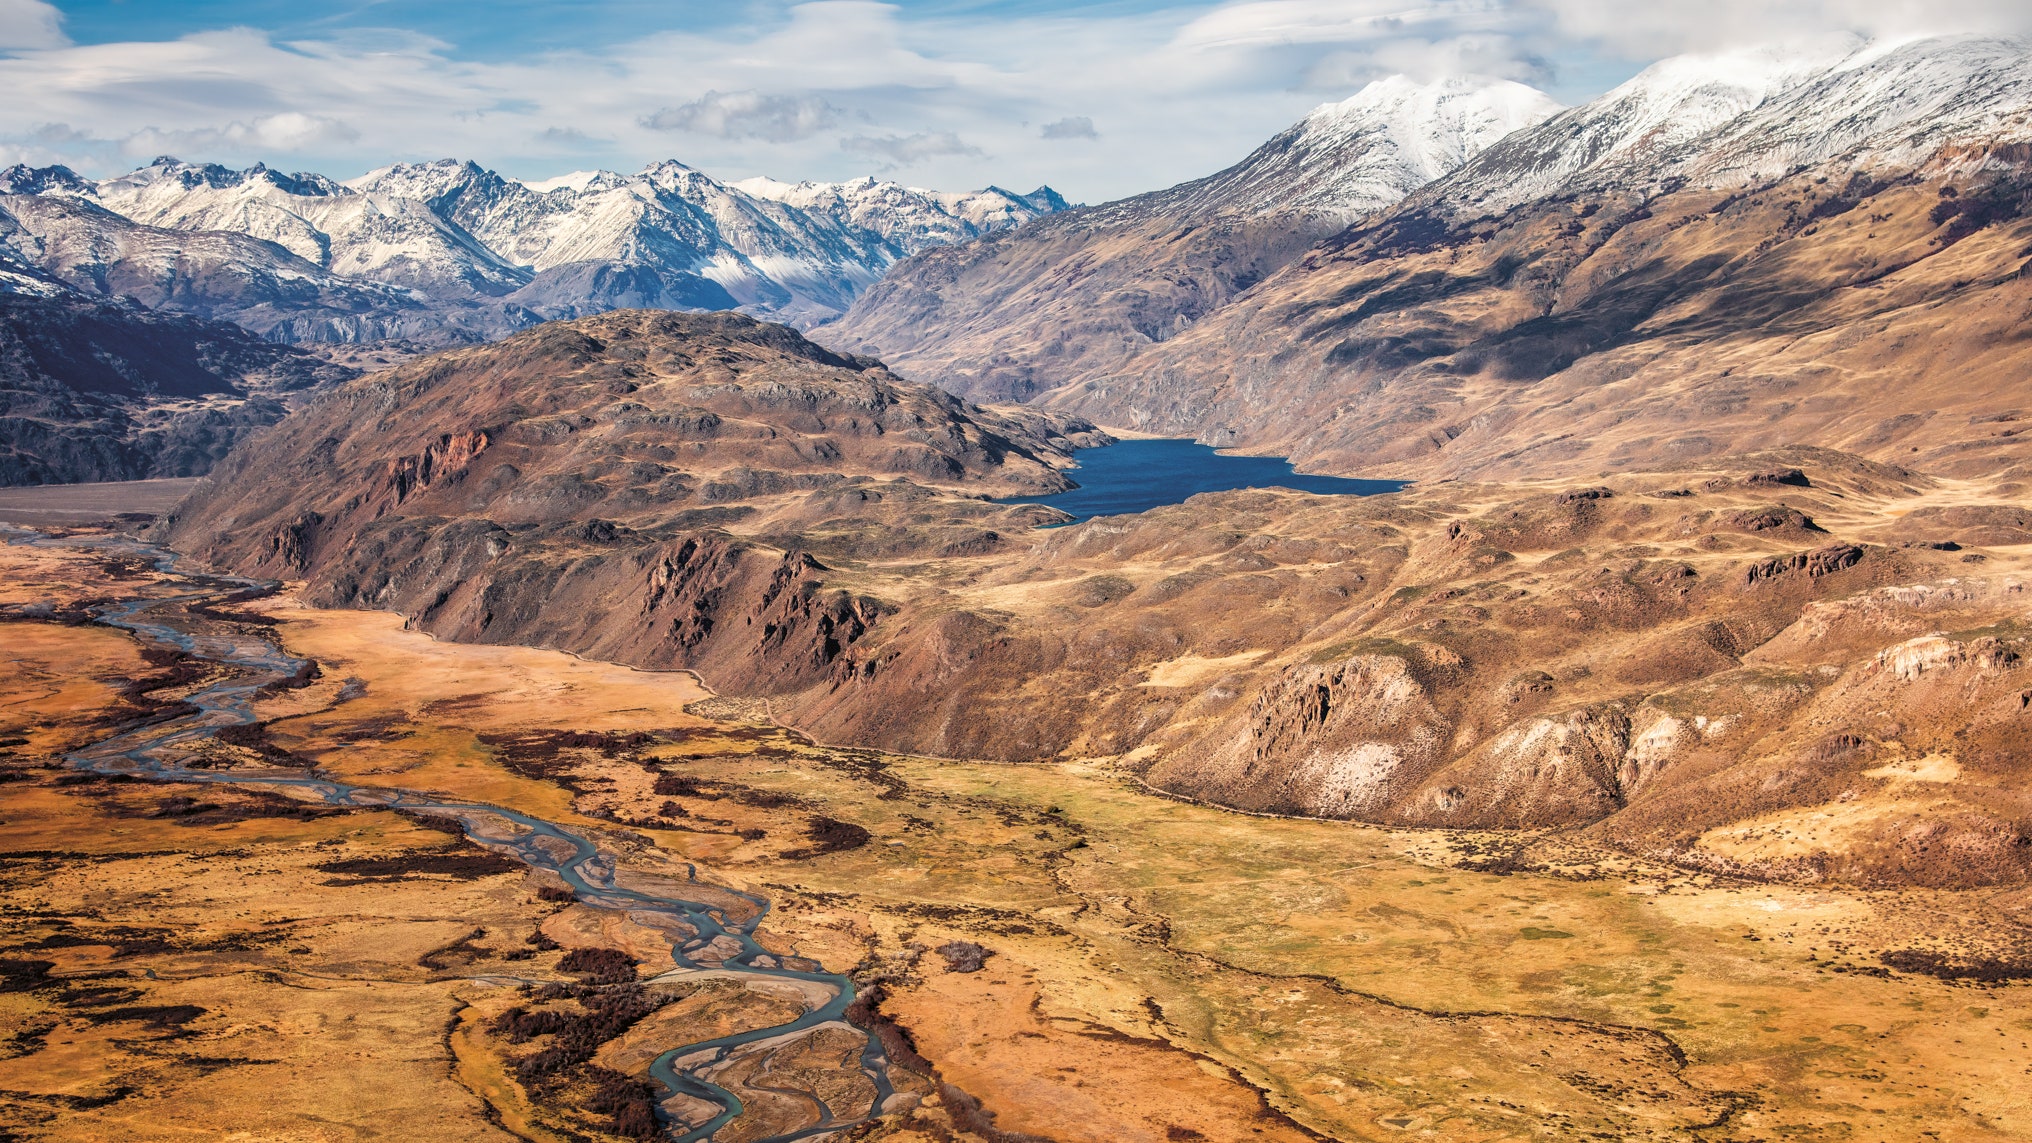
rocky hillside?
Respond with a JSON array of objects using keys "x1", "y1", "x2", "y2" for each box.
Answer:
[
  {"x1": 163, "y1": 309, "x2": 1107, "y2": 694},
  {"x1": 0, "y1": 156, "x2": 1066, "y2": 344},
  {"x1": 147, "y1": 42, "x2": 2032, "y2": 894},
  {"x1": 157, "y1": 312, "x2": 2032, "y2": 891},
  {"x1": 1034, "y1": 35, "x2": 2032, "y2": 481},
  {"x1": 169, "y1": 362, "x2": 2032, "y2": 888},
  {"x1": 0, "y1": 293, "x2": 353, "y2": 485},
  {"x1": 819, "y1": 77, "x2": 1560, "y2": 401}
]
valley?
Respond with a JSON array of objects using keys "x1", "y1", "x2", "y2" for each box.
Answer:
[
  {"x1": 5, "y1": 19, "x2": 2032, "y2": 1143},
  {"x1": 5, "y1": 533, "x2": 2031, "y2": 1143},
  {"x1": 147, "y1": 313, "x2": 2032, "y2": 884}
]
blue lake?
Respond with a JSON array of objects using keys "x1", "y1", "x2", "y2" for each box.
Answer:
[{"x1": 1006, "y1": 438, "x2": 1404, "y2": 523}]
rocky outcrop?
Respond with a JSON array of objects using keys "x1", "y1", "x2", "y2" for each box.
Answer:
[
  {"x1": 1401, "y1": 706, "x2": 1632, "y2": 828},
  {"x1": 297, "y1": 522, "x2": 880, "y2": 699},
  {"x1": 1150, "y1": 652, "x2": 1450, "y2": 817}
]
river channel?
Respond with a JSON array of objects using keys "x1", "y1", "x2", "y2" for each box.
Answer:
[{"x1": 11, "y1": 527, "x2": 896, "y2": 1142}]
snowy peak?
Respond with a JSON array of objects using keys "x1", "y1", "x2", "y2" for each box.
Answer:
[
  {"x1": 102, "y1": 156, "x2": 347, "y2": 199},
  {"x1": 1295, "y1": 76, "x2": 1566, "y2": 181},
  {"x1": 520, "y1": 170, "x2": 614, "y2": 194},
  {"x1": 706, "y1": 172, "x2": 1067, "y2": 258},
  {"x1": 1685, "y1": 34, "x2": 2032, "y2": 181},
  {"x1": 1143, "y1": 75, "x2": 1562, "y2": 223},
  {"x1": 1591, "y1": 36, "x2": 1861, "y2": 150},
  {"x1": 0, "y1": 151, "x2": 1067, "y2": 336},
  {"x1": 0, "y1": 163, "x2": 94, "y2": 197},
  {"x1": 1429, "y1": 34, "x2": 2032, "y2": 215},
  {"x1": 344, "y1": 159, "x2": 511, "y2": 206}
]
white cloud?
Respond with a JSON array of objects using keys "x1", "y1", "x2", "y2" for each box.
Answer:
[
  {"x1": 0, "y1": 0, "x2": 65, "y2": 52},
  {"x1": 1041, "y1": 116, "x2": 1098, "y2": 140},
  {"x1": 840, "y1": 131, "x2": 983, "y2": 169},
  {"x1": 1175, "y1": 0, "x2": 1483, "y2": 51},
  {"x1": 120, "y1": 114, "x2": 360, "y2": 161},
  {"x1": 644, "y1": 90, "x2": 848, "y2": 142}
]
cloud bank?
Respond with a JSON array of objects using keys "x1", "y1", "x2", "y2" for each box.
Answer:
[{"x1": 0, "y1": 0, "x2": 2023, "y2": 202}]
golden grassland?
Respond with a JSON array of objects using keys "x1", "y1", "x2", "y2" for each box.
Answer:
[
  {"x1": 0, "y1": 624, "x2": 549, "y2": 1139},
  {"x1": 2, "y1": 535, "x2": 2029, "y2": 1142}
]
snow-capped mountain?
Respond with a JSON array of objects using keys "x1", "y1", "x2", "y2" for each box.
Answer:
[
  {"x1": 1680, "y1": 34, "x2": 2032, "y2": 183},
  {"x1": 0, "y1": 155, "x2": 1066, "y2": 342},
  {"x1": 339, "y1": 157, "x2": 1061, "y2": 322},
  {"x1": 1130, "y1": 75, "x2": 1563, "y2": 223},
  {"x1": 95, "y1": 160, "x2": 528, "y2": 297},
  {"x1": 1427, "y1": 34, "x2": 2032, "y2": 218},
  {"x1": 733, "y1": 175, "x2": 1070, "y2": 250},
  {"x1": 820, "y1": 75, "x2": 1562, "y2": 401},
  {"x1": 1028, "y1": 33, "x2": 2032, "y2": 481},
  {"x1": 0, "y1": 190, "x2": 447, "y2": 342}
]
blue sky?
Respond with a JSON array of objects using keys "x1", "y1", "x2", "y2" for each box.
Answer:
[
  {"x1": 57, "y1": 1, "x2": 771, "y2": 58},
  {"x1": 50, "y1": 2, "x2": 1214, "y2": 57},
  {"x1": 2, "y1": 1, "x2": 2023, "y2": 200}
]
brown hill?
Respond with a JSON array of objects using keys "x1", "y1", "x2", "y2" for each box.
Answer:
[
  {"x1": 163, "y1": 309, "x2": 1106, "y2": 701},
  {"x1": 168, "y1": 349, "x2": 2032, "y2": 889},
  {"x1": 1042, "y1": 165, "x2": 2032, "y2": 482}
]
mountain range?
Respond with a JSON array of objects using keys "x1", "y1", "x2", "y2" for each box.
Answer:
[
  {"x1": 0, "y1": 155, "x2": 1064, "y2": 482},
  {"x1": 0, "y1": 156, "x2": 1066, "y2": 343},
  {"x1": 822, "y1": 75, "x2": 1563, "y2": 400},
  {"x1": 833, "y1": 34, "x2": 2032, "y2": 482}
]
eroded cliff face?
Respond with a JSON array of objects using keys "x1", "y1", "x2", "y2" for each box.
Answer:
[{"x1": 1162, "y1": 652, "x2": 1452, "y2": 818}]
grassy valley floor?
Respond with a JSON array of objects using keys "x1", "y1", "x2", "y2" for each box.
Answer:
[{"x1": 2, "y1": 534, "x2": 2029, "y2": 1142}]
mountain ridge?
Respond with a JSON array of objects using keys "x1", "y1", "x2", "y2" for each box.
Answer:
[
  {"x1": 881, "y1": 34, "x2": 2032, "y2": 485},
  {"x1": 0, "y1": 154, "x2": 1069, "y2": 343},
  {"x1": 816, "y1": 75, "x2": 1562, "y2": 401},
  {"x1": 0, "y1": 292, "x2": 355, "y2": 484}
]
